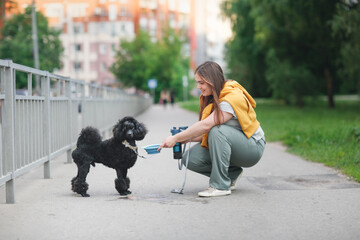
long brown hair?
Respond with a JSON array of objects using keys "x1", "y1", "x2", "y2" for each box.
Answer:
[{"x1": 195, "y1": 61, "x2": 226, "y2": 125}]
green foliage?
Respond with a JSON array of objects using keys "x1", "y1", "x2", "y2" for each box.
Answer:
[
  {"x1": 110, "y1": 29, "x2": 189, "y2": 102},
  {"x1": 222, "y1": 0, "x2": 359, "y2": 108},
  {"x1": 152, "y1": 29, "x2": 190, "y2": 102},
  {"x1": 351, "y1": 127, "x2": 360, "y2": 143},
  {"x1": 260, "y1": 0, "x2": 341, "y2": 107},
  {"x1": 180, "y1": 100, "x2": 200, "y2": 113},
  {"x1": 0, "y1": 6, "x2": 64, "y2": 88},
  {"x1": 265, "y1": 49, "x2": 316, "y2": 106},
  {"x1": 110, "y1": 30, "x2": 155, "y2": 90},
  {"x1": 331, "y1": 3, "x2": 360, "y2": 95},
  {"x1": 180, "y1": 99, "x2": 360, "y2": 181},
  {"x1": 221, "y1": 0, "x2": 269, "y2": 98}
]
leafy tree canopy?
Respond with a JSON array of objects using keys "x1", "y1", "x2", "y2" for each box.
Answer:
[
  {"x1": 0, "y1": 6, "x2": 64, "y2": 88},
  {"x1": 221, "y1": 0, "x2": 269, "y2": 98},
  {"x1": 330, "y1": 2, "x2": 360, "y2": 95},
  {"x1": 222, "y1": 0, "x2": 359, "y2": 108},
  {"x1": 111, "y1": 29, "x2": 189, "y2": 102}
]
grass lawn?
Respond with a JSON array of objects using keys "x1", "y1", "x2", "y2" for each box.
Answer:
[{"x1": 180, "y1": 99, "x2": 360, "y2": 182}]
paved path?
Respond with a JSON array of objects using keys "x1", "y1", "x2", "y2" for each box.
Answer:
[{"x1": 1, "y1": 104, "x2": 360, "y2": 240}]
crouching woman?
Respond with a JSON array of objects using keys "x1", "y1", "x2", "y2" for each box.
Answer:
[{"x1": 158, "y1": 61, "x2": 266, "y2": 197}]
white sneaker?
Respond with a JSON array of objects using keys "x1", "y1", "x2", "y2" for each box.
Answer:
[
  {"x1": 230, "y1": 171, "x2": 243, "y2": 191},
  {"x1": 198, "y1": 187, "x2": 231, "y2": 197}
]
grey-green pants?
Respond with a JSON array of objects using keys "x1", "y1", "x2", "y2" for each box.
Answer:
[{"x1": 182, "y1": 124, "x2": 265, "y2": 190}]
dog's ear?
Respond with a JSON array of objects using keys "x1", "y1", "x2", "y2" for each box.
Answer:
[
  {"x1": 113, "y1": 120, "x2": 123, "y2": 139},
  {"x1": 133, "y1": 121, "x2": 147, "y2": 141}
]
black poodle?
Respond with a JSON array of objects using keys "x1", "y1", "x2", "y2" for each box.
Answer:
[{"x1": 71, "y1": 116, "x2": 147, "y2": 197}]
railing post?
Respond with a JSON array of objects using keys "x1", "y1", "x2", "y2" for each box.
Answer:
[
  {"x1": 42, "y1": 73, "x2": 51, "y2": 179},
  {"x1": 66, "y1": 79, "x2": 72, "y2": 163},
  {"x1": 81, "y1": 83, "x2": 85, "y2": 129},
  {"x1": 3, "y1": 60, "x2": 16, "y2": 203}
]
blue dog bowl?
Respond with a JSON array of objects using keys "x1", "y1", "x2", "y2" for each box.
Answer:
[{"x1": 143, "y1": 144, "x2": 161, "y2": 154}]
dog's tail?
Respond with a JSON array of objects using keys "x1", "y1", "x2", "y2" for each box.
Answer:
[{"x1": 76, "y1": 127, "x2": 102, "y2": 147}]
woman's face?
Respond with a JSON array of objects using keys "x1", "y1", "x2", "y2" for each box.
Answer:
[{"x1": 195, "y1": 74, "x2": 212, "y2": 97}]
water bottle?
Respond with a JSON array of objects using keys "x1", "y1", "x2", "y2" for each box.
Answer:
[{"x1": 170, "y1": 126, "x2": 188, "y2": 159}]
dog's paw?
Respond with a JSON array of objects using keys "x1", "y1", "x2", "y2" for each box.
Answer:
[
  {"x1": 81, "y1": 193, "x2": 90, "y2": 197},
  {"x1": 119, "y1": 190, "x2": 131, "y2": 196}
]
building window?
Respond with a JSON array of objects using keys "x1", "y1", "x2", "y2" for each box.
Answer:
[
  {"x1": 139, "y1": 0, "x2": 147, "y2": 8},
  {"x1": 74, "y1": 62, "x2": 82, "y2": 72},
  {"x1": 149, "y1": 19, "x2": 156, "y2": 31},
  {"x1": 149, "y1": 0, "x2": 157, "y2": 9},
  {"x1": 94, "y1": 7, "x2": 101, "y2": 16},
  {"x1": 109, "y1": 5, "x2": 117, "y2": 21},
  {"x1": 68, "y1": 4, "x2": 87, "y2": 18},
  {"x1": 120, "y1": 6, "x2": 126, "y2": 16},
  {"x1": 139, "y1": 17, "x2": 147, "y2": 30},
  {"x1": 120, "y1": 23, "x2": 126, "y2": 32},
  {"x1": 101, "y1": 62, "x2": 108, "y2": 72},
  {"x1": 73, "y1": 24, "x2": 83, "y2": 34},
  {"x1": 44, "y1": 3, "x2": 63, "y2": 18},
  {"x1": 99, "y1": 43, "x2": 107, "y2": 54},
  {"x1": 179, "y1": 0, "x2": 190, "y2": 13},
  {"x1": 169, "y1": 13, "x2": 176, "y2": 28},
  {"x1": 168, "y1": 0, "x2": 176, "y2": 11},
  {"x1": 74, "y1": 43, "x2": 82, "y2": 52},
  {"x1": 111, "y1": 44, "x2": 116, "y2": 56},
  {"x1": 100, "y1": 22, "x2": 108, "y2": 34},
  {"x1": 111, "y1": 23, "x2": 116, "y2": 36}
]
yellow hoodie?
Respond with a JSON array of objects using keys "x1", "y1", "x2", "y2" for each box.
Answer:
[{"x1": 201, "y1": 80, "x2": 260, "y2": 148}]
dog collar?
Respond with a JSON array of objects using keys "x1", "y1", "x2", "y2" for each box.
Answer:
[{"x1": 122, "y1": 140, "x2": 138, "y2": 151}]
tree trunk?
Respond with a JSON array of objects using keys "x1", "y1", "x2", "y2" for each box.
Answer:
[{"x1": 324, "y1": 67, "x2": 335, "y2": 108}]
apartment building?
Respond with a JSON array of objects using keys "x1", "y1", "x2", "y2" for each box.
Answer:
[{"x1": 195, "y1": 0, "x2": 231, "y2": 72}]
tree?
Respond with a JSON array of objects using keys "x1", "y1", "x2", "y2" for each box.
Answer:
[
  {"x1": 331, "y1": 2, "x2": 360, "y2": 95},
  {"x1": 265, "y1": 49, "x2": 316, "y2": 105},
  {"x1": 0, "y1": 6, "x2": 64, "y2": 88},
  {"x1": 111, "y1": 29, "x2": 189, "y2": 102},
  {"x1": 222, "y1": 0, "x2": 357, "y2": 108},
  {"x1": 221, "y1": 0, "x2": 270, "y2": 98},
  {"x1": 259, "y1": 0, "x2": 341, "y2": 107},
  {"x1": 151, "y1": 28, "x2": 190, "y2": 101},
  {"x1": 110, "y1": 30, "x2": 157, "y2": 90}
]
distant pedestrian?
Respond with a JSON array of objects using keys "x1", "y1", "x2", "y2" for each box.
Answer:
[
  {"x1": 170, "y1": 89, "x2": 175, "y2": 107},
  {"x1": 160, "y1": 88, "x2": 170, "y2": 108},
  {"x1": 158, "y1": 61, "x2": 265, "y2": 197}
]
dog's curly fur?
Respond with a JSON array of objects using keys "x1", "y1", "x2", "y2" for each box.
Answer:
[{"x1": 71, "y1": 116, "x2": 147, "y2": 197}]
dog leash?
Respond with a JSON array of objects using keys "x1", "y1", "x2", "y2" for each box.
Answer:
[
  {"x1": 122, "y1": 140, "x2": 155, "y2": 159},
  {"x1": 171, "y1": 140, "x2": 191, "y2": 194},
  {"x1": 123, "y1": 139, "x2": 191, "y2": 193}
]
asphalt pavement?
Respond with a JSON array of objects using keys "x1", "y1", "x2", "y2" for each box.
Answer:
[{"x1": 1, "y1": 104, "x2": 360, "y2": 240}]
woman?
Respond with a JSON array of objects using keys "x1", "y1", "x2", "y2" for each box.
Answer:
[{"x1": 158, "y1": 61, "x2": 265, "y2": 197}]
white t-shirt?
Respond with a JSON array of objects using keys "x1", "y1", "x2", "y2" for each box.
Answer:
[{"x1": 219, "y1": 101, "x2": 265, "y2": 141}]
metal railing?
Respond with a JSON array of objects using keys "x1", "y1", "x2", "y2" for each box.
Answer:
[{"x1": 0, "y1": 59, "x2": 152, "y2": 203}]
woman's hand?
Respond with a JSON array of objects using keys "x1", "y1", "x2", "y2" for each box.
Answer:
[
  {"x1": 157, "y1": 111, "x2": 232, "y2": 151},
  {"x1": 158, "y1": 135, "x2": 177, "y2": 150}
]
